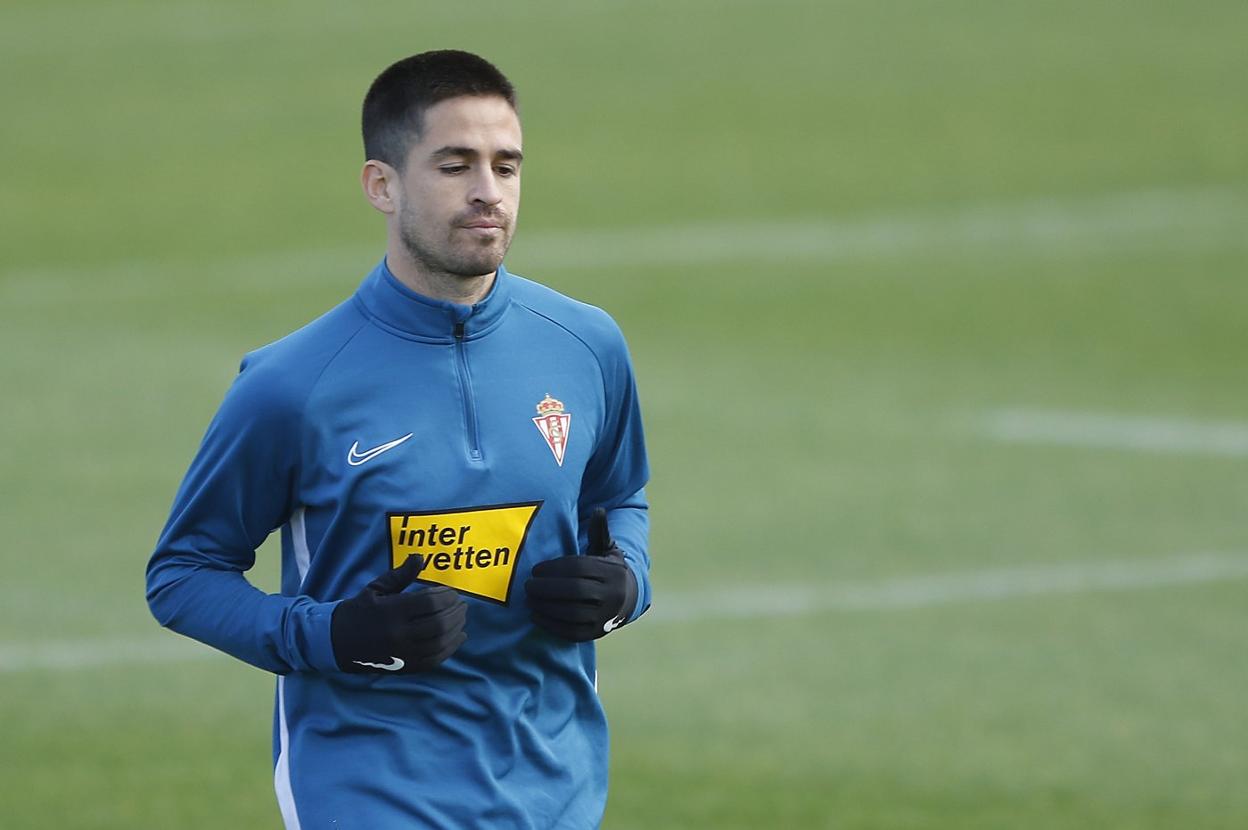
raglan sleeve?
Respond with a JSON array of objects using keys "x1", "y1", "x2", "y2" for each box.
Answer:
[
  {"x1": 144, "y1": 353, "x2": 339, "y2": 675},
  {"x1": 578, "y1": 316, "x2": 651, "y2": 623}
]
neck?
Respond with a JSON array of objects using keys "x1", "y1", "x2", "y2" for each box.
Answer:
[{"x1": 385, "y1": 239, "x2": 496, "y2": 306}]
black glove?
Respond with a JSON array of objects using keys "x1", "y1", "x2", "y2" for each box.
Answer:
[
  {"x1": 525, "y1": 508, "x2": 638, "y2": 641},
  {"x1": 330, "y1": 554, "x2": 467, "y2": 673}
]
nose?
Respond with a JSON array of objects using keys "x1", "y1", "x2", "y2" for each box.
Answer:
[{"x1": 469, "y1": 168, "x2": 503, "y2": 207}]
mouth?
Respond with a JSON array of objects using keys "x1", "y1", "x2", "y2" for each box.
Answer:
[
  {"x1": 460, "y1": 212, "x2": 507, "y2": 229},
  {"x1": 460, "y1": 222, "x2": 505, "y2": 238}
]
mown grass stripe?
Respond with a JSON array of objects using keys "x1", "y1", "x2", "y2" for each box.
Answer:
[
  {"x1": 5, "y1": 552, "x2": 1246, "y2": 671},
  {"x1": 3, "y1": 187, "x2": 1244, "y2": 306}
]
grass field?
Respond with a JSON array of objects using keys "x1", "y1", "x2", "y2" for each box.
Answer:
[{"x1": 2, "y1": 0, "x2": 1247, "y2": 827}]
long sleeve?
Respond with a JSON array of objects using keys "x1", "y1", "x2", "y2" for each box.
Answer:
[
  {"x1": 145, "y1": 355, "x2": 338, "y2": 674},
  {"x1": 578, "y1": 324, "x2": 652, "y2": 623}
]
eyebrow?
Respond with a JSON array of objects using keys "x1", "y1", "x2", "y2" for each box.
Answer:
[{"x1": 430, "y1": 145, "x2": 524, "y2": 163}]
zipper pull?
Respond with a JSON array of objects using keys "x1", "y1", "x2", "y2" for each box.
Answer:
[{"x1": 453, "y1": 321, "x2": 465, "y2": 340}]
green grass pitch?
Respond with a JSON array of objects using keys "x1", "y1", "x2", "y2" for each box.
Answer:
[{"x1": 2, "y1": 0, "x2": 1247, "y2": 827}]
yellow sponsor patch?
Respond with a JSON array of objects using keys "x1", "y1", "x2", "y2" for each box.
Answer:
[{"x1": 388, "y1": 502, "x2": 542, "y2": 604}]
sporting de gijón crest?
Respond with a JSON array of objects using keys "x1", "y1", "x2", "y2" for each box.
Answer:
[{"x1": 532, "y1": 394, "x2": 571, "y2": 466}]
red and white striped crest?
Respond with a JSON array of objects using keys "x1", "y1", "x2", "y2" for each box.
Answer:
[{"x1": 532, "y1": 394, "x2": 572, "y2": 466}]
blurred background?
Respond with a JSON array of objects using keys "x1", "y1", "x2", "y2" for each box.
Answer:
[{"x1": 2, "y1": 0, "x2": 1246, "y2": 827}]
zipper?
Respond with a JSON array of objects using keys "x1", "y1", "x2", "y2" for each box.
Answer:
[{"x1": 453, "y1": 321, "x2": 483, "y2": 461}]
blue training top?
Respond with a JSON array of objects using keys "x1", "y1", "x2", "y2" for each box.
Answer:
[{"x1": 146, "y1": 260, "x2": 651, "y2": 829}]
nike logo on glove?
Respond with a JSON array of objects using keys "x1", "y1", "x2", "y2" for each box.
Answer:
[
  {"x1": 603, "y1": 614, "x2": 626, "y2": 633},
  {"x1": 352, "y1": 656, "x2": 406, "y2": 671},
  {"x1": 347, "y1": 433, "x2": 414, "y2": 466}
]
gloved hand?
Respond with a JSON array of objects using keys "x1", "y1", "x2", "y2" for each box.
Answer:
[
  {"x1": 330, "y1": 554, "x2": 467, "y2": 673},
  {"x1": 525, "y1": 508, "x2": 638, "y2": 641}
]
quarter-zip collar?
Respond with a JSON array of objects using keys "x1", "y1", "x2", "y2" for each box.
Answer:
[{"x1": 353, "y1": 257, "x2": 514, "y2": 342}]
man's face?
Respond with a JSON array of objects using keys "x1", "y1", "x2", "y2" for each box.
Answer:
[{"x1": 393, "y1": 95, "x2": 522, "y2": 282}]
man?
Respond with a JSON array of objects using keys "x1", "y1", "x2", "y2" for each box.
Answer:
[{"x1": 146, "y1": 50, "x2": 651, "y2": 828}]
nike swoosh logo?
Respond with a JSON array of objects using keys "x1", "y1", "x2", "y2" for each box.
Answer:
[
  {"x1": 353, "y1": 656, "x2": 405, "y2": 671},
  {"x1": 347, "y1": 433, "x2": 414, "y2": 467},
  {"x1": 603, "y1": 614, "x2": 626, "y2": 634}
]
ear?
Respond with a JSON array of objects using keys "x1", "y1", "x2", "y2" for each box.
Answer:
[{"x1": 361, "y1": 160, "x2": 399, "y2": 214}]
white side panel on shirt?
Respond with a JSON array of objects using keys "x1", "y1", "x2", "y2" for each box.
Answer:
[
  {"x1": 274, "y1": 676, "x2": 303, "y2": 830},
  {"x1": 291, "y1": 507, "x2": 311, "y2": 586}
]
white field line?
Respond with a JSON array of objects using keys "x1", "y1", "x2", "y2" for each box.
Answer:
[
  {"x1": 3, "y1": 187, "x2": 1246, "y2": 308},
  {"x1": 0, "y1": 635, "x2": 223, "y2": 673},
  {"x1": 650, "y1": 552, "x2": 1248, "y2": 623},
  {"x1": 4, "y1": 552, "x2": 1246, "y2": 672},
  {"x1": 982, "y1": 409, "x2": 1248, "y2": 458},
  {"x1": 514, "y1": 187, "x2": 1248, "y2": 270}
]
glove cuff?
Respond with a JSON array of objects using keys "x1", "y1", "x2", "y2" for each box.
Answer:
[{"x1": 607, "y1": 561, "x2": 639, "y2": 632}]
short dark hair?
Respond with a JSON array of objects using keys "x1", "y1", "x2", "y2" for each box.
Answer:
[{"x1": 362, "y1": 50, "x2": 518, "y2": 169}]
